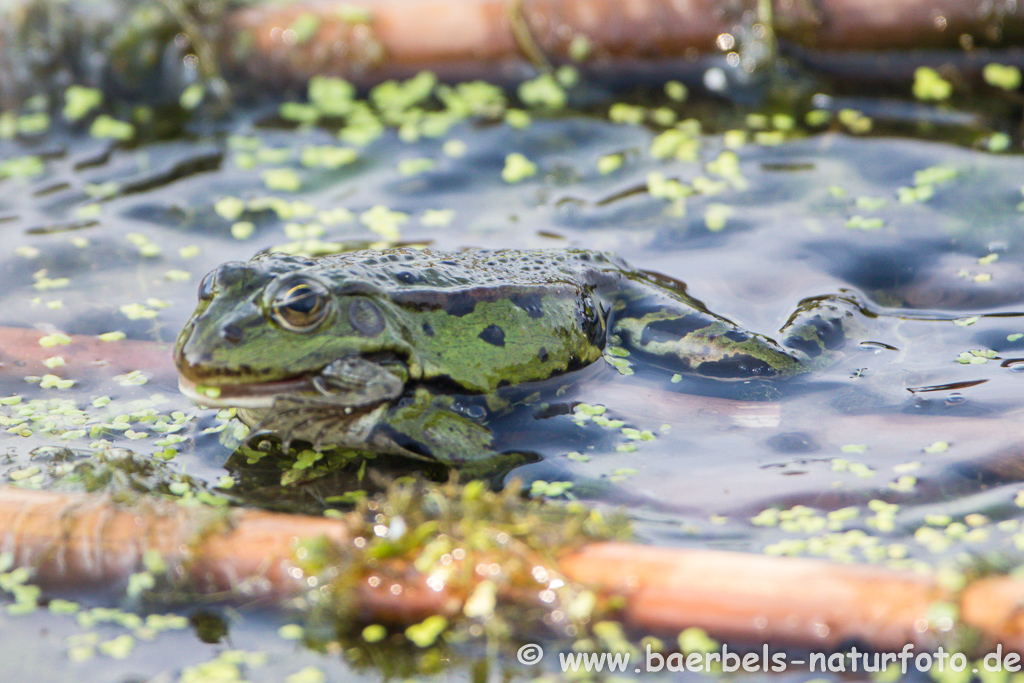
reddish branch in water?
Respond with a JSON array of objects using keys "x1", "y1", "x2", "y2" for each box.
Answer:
[
  {"x1": 220, "y1": 0, "x2": 1024, "y2": 86},
  {"x1": 3, "y1": 486, "x2": 1024, "y2": 654},
  {"x1": 0, "y1": 327, "x2": 175, "y2": 382},
  {"x1": 2, "y1": 0, "x2": 1022, "y2": 106}
]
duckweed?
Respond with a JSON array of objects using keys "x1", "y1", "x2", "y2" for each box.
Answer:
[
  {"x1": 983, "y1": 63, "x2": 1022, "y2": 90},
  {"x1": 62, "y1": 85, "x2": 103, "y2": 121},
  {"x1": 913, "y1": 67, "x2": 953, "y2": 100},
  {"x1": 90, "y1": 115, "x2": 135, "y2": 141},
  {"x1": 420, "y1": 209, "x2": 455, "y2": 227},
  {"x1": 501, "y1": 153, "x2": 537, "y2": 183}
]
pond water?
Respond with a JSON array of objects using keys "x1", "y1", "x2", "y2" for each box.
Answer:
[{"x1": 2, "y1": 66, "x2": 1024, "y2": 681}]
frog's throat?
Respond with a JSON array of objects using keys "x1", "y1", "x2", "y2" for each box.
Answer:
[{"x1": 178, "y1": 374, "x2": 317, "y2": 410}]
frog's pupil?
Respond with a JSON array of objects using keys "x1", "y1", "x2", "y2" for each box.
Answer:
[
  {"x1": 285, "y1": 285, "x2": 318, "y2": 314},
  {"x1": 272, "y1": 281, "x2": 329, "y2": 331}
]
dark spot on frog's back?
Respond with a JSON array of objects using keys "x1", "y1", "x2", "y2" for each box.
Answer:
[
  {"x1": 478, "y1": 324, "x2": 505, "y2": 347},
  {"x1": 784, "y1": 315, "x2": 845, "y2": 357},
  {"x1": 422, "y1": 321, "x2": 434, "y2": 336},
  {"x1": 395, "y1": 271, "x2": 421, "y2": 284},
  {"x1": 637, "y1": 314, "x2": 710, "y2": 346},
  {"x1": 696, "y1": 354, "x2": 777, "y2": 378},
  {"x1": 538, "y1": 347, "x2": 549, "y2": 362},
  {"x1": 783, "y1": 334, "x2": 823, "y2": 358},
  {"x1": 510, "y1": 292, "x2": 545, "y2": 319},
  {"x1": 444, "y1": 293, "x2": 477, "y2": 317}
]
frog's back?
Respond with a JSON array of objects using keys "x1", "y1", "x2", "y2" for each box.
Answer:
[
  {"x1": 258, "y1": 248, "x2": 625, "y2": 392},
  {"x1": 278, "y1": 247, "x2": 629, "y2": 293}
]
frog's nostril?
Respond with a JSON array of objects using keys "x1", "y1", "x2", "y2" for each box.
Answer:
[{"x1": 220, "y1": 324, "x2": 243, "y2": 344}]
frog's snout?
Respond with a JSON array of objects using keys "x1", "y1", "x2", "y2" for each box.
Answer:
[{"x1": 173, "y1": 321, "x2": 222, "y2": 383}]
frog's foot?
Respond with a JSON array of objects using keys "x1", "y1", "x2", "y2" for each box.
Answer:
[
  {"x1": 312, "y1": 357, "x2": 405, "y2": 407},
  {"x1": 238, "y1": 397, "x2": 396, "y2": 455},
  {"x1": 779, "y1": 292, "x2": 868, "y2": 364}
]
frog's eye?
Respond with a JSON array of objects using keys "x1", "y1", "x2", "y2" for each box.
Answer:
[
  {"x1": 197, "y1": 272, "x2": 216, "y2": 300},
  {"x1": 270, "y1": 278, "x2": 332, "y2": 332}
]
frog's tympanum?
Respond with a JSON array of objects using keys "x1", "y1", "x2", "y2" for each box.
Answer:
[{"x1": 175, "y1": 248, "x2": 856, "y2": 468}]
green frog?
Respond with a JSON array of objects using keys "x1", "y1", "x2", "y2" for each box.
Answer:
[{"x1": 175, "y1": 248, "x2": 857, "y2": 469}]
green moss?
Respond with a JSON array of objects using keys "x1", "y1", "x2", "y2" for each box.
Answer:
[
  {"x1": 371, "y1": 72, "x2": 437, "y2": 116},
  {"x1": 290, "y1": 479, "x2": 628, "y2": 645},
  {"x1": 17, "y1": 112, "x2": 50, "y2": 135},
  {"x1": 529, "y1": 480, "x2": 573, "y2": 497},
  {"x1": 986, "y1": 133, "x2": 1011, "y2": 153},
  {"x1": 897, "y1": 184, "x2": 934, "y2": 203},
  {"x1": 678, "y1": 627, "x2": 717, "y2": 653},
  {"x1": 278, "y1": 624, "x2": 305, "y2": 641},
  {"x1": 405, "y1": 615, "x2": 447, "y2": 647},
  {"x1": 957, "y1": 349, "x2": 996, "y2": 364},
  {"x1": 504, "y1": 109, "x2": 531, "y2": 129},
  {"x1": 230, "y1": 221, "x2": 255, "y2": 240},
  {"x1": 300, "y1": 145, "x2": 357, "y2": 169},
  {"x1": 362, "y1": 624, "x2": 386, "y2": 642},
  {"x1": 650, "y1": 129, "x2": 697, "y2": 160}
]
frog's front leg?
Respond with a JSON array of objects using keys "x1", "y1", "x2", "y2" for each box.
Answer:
[
  {"x1": 382, "y1": 389, "x2": 495, "y2": 462},
  {"x1": 238, "y1": 357, "x2": 406, "y2": 452},
  {"x1": 312, "y1": 357, "x2": 405, "y2": 406},
  {"x1": 381, "y1": 389, "x2": 532, "y2": 477}
]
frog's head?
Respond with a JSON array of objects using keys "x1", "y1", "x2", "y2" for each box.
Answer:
[{"x1": 175, "y1": 253, "x2": 412, "y2": 410}]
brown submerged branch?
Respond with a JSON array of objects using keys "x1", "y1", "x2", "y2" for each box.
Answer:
[
  {"x1": 0, "y1": 327, "x2": 176, "y2": 383},
  {"x1": 2, "y1": 485, "x2": 1024, "y2": 654}
]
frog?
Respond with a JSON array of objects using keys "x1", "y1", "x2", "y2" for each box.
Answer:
[{"x1": 175, "y1": 247, "x2": 859, "y2": 471}]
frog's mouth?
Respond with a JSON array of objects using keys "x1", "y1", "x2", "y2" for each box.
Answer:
[{"x1": 178, "y1": 374, "x2": 317, "y2": 410}]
